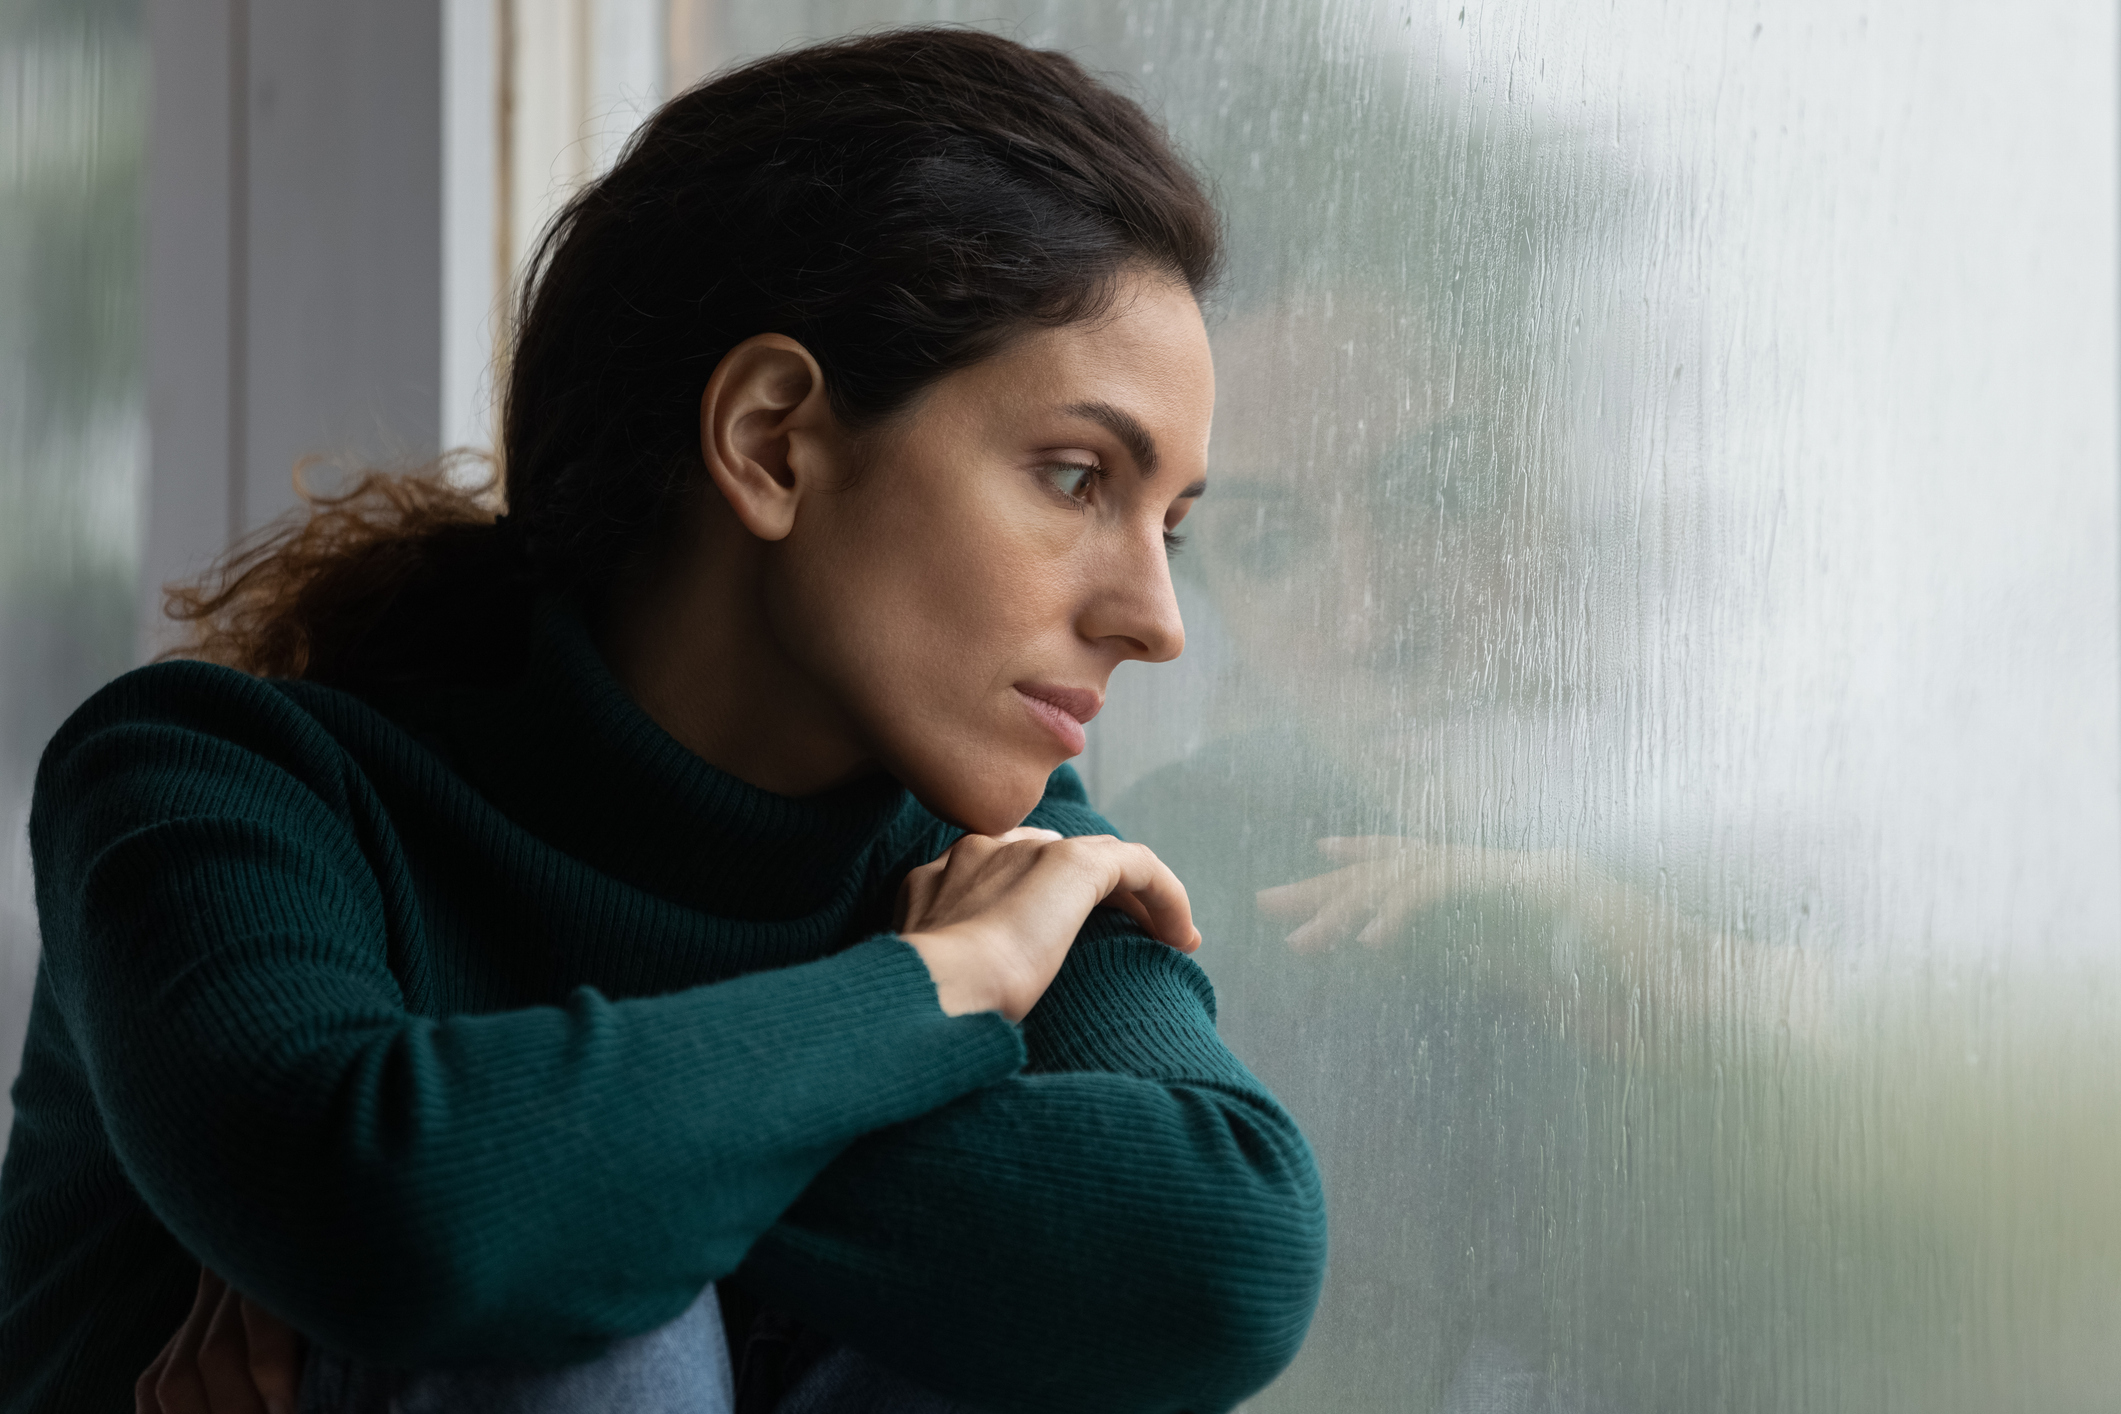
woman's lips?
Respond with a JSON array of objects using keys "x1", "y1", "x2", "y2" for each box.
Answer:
[{"x1": 1013, "y1": 684, "x2": 1102, "y2": 756}]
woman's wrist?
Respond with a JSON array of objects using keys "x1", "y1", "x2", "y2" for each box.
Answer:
[{"x1": 902, "y1": 926, "x2": 1012, "y2": 1020}]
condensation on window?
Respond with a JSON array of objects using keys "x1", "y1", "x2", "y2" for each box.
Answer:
[{"x1": 701, "y1": 3, "x2": 2121, "y2": 1408}]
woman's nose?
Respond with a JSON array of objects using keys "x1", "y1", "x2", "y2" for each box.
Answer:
[{"x1": 1082, "y1": 531, "x2": 1186, "y2": 663}]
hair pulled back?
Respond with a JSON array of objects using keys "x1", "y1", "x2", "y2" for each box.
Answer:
[{"x1": 171, "y1": 27, "x2": 1220, "y2": 689}]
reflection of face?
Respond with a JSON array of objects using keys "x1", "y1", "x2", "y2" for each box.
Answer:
[
  {"x1": 1197, "y1": 419, "x2": 1509, "y2": 677},
  {"x1": 773, "y1": 271, "x2": 1214, "y2": 833},
  {"x1": 1194, "y1": 301, "x2": 1544, "y2": 730}
]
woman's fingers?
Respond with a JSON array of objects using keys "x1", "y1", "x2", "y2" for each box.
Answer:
[
  {"x1": 140, "y1": 1270, "x2": 301, "y2": 1414},
  {"x1": 196, "y1": 1285, "x2": 267, "y2": 1414},
  {"x1": 142, "y1": 1268, "x2": 220, "y2": 1413},
  {"x1": 911, "y1": 829, "x2": 1192, "y2": 949},
  {"x1": 1102, "y1": 888, "x2": 1156, "y2": 934},
  {"x1": 134, "y1": 1338, "x2": 177, "y2": 1414},
  {"x1": 1075, "y1": 838, "x2": 1197, "y2": 952},
  {"x1": 240, "y1": 1296, "x2": 303, "y2": 1414},
  {"x1": 893, "y1": 858, "x2": 933, "y2": 931},
  {"x1": 898, "y1": 828, "x2": 1200, "y2": 1019},
  {"x1": 895, "y1": 828, "x2": 1040, "y2": 928}
]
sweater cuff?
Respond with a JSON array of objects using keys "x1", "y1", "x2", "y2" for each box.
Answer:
[{"x1": 818, "y1": 932, "x2": 1027, "y2": 1090}]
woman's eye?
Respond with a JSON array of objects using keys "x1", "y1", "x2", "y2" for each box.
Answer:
[{"x1": 1044, "y1": 462, "x2": 1101, "y2": 502}]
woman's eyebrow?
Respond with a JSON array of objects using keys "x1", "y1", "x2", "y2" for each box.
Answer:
[{"x1": 1062, "y1": 401, "x2": 1159, "y2": 476}]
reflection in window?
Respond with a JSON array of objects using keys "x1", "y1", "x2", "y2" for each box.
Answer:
[{"x1": 670, "y1": 5, "x2": 2119, "y2": 1407}]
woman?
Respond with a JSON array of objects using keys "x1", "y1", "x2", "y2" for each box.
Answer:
[{"x1": 0, "y1": 29, "x2": 1327, "y2": 1414}]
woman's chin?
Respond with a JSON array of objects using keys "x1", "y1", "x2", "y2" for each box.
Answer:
[{"x1": 904, "y1": 765, "x2": 1054, "y2": 838}]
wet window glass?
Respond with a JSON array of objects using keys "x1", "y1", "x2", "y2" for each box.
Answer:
[{"x1": 689, "y1": 4, "x2": 2121, "y2": 1406}]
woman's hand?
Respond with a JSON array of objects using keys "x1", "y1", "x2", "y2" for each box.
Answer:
[
  {"x1": 137, "y1": 1267, "x2": 303, "y2": 1414},
  {"x1": 898, "y1": 826, "x2": 1201, "y2": 1022}
]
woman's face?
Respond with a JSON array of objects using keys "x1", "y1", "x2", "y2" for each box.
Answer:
[{"x1": 771, "y1": 271, "x2": 1214, "y2": 833}]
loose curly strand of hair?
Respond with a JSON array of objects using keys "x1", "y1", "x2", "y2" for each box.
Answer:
[{"x1": 163, "y1": 452, "x2": 504, "y2": 681}]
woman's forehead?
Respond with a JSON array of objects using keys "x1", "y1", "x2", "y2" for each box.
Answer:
[{"x1": 925, "y1": 291, "x2": 1215, "y2": 459}]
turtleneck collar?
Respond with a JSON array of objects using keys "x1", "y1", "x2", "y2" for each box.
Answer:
[{"x1": 432, "y1": 597, "x2": 919, "y2": 920}]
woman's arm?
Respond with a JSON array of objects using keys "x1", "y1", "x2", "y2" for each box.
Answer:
[
  {"x1": 735, "y1": 784, "x2": 1329, "y2": 1414},
  {"x1": 29, "y1": 667, "x2": 1026, "y2": 1369}
]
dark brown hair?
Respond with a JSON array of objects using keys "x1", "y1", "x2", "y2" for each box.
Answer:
[{"x1": 169, "y1": 26, "x2": 1220, "y2": 689}]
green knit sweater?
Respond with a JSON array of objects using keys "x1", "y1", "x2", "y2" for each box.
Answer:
[{"x1": 0, "y1": 603, "x2": 1325, "y2": 1413}]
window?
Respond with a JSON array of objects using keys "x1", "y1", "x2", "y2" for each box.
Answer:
[
  {"x1": 0, "y1": 0, "x2": 145, "y2": 1140},
  {"x1": 631, "y1": 5, "x2": 2114, "y2": 1406}
]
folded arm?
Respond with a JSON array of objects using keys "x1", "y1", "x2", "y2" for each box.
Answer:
[
  {"x1": 739, "y1": 790, "x2": 1328, "y2": 1414},
  {"x1": 30, "y1": 672, "x2": 1023, "y2": 1368}
]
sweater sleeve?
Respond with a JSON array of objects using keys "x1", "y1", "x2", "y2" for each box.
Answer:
[
  {"x1": 26, "y1": 665, "x2": 1025, "y2": 1368},
  {"x1": 735, "y1": 774, "x2": 1330, "y2": 1414}
]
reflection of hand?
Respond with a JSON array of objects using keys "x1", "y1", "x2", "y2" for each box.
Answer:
[
  {"x1": 1255, "y1": 835, "x2": 1575, "y2": 955},
  {"x1": 1255, "y1": 836, "x2": 1816, "y2": 1052},
  {"x1": 1255, "y1": 835, "x2": 1665, "y2": 1056},
  {"x1": 136, "y1": 1266, "x2": 302, "y2": 1414}
]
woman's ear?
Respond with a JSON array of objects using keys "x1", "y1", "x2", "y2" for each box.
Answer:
[{"x1": 698, "y1": 334, "x2": 841, "y2": 541}]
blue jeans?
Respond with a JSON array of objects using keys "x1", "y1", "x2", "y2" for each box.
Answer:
[
  {"x1": 300, "y1": 1285, "x2": 977, "y2": 1413},
  {"x1": 300, "y1": 1286, "x2": 733, "y2": 1414}
]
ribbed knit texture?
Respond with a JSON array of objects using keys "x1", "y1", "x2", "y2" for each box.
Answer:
[{"x1": 0, "y1": 603, "x2": 1326, "y2": 1413}]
